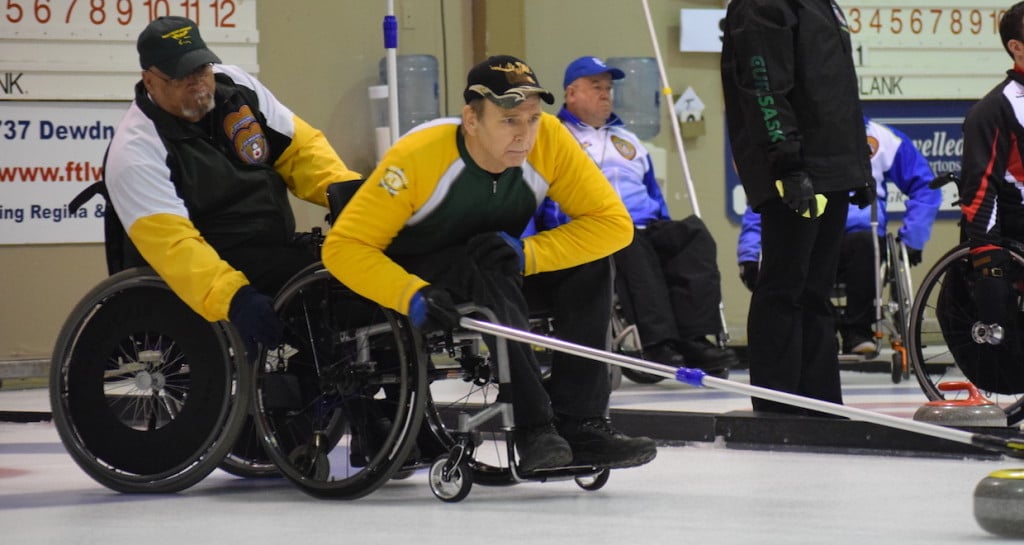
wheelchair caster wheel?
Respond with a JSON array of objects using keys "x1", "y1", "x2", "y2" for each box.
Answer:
[
  {"x1": 575, "y1": 468, "x2": 610, "y2": 491},
  {"x1": 890, "y1": 352, "x2": 904, "y2": 384},
  {"x1": 429, "y1": 455, "x2": 473, "y2": 503},
  {"x1": 289, "y1": 444, "x2": 330, "y2": 481}
]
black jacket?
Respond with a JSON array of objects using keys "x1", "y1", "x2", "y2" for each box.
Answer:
[
  {"x1": 721, "y1": 0, "x2": 871, "y2": 209},
  {"x1": 960, "y1": 69, "x2": 1024, "y2": 247}
]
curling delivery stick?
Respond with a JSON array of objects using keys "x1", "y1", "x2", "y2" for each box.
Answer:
[{"x1": 459, "y1": 316, "x2": 1024, "y2": 459}]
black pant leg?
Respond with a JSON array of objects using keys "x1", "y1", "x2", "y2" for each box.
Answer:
[
  {"x1": 748, "y1": 193, "x2": 849, "y2": 414},
  {"x1": 612, "y1": 231, "x2": 679, "y2": 348},
  {"x1": 526, "y1": 258, "x2": 613, "y2": 419},
  {"x1": 646, "y1": 216, "x2": 723, "y2": 338},
  {"x1": 219, "y1": 241, "x2": 318, "y2": 296},
  {"x1": 398, "y1": 247, "x2": 554, "y2": 428},
  {"x1": 835, "y1": 230, "x2": 877, "y2": 337}
]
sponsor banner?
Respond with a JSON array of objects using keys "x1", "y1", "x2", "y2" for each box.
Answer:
[
  {"x1": 725, "y1": 100, "x2": 972, "y2": 223},
  {"x1": 0, "y1": 100, "x2": 129, "y2": 244}
]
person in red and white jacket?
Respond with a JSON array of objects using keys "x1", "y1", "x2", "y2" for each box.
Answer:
[{"x1": 960, "y1": 1, "x2": 1024, "y2": 339}]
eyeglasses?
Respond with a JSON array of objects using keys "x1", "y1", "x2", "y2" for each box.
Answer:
[{"x1": 148, "y1": 63, "x2": 213, "y2": 88}]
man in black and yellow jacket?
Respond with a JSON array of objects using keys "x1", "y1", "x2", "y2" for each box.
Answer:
[
  {"x1": 324, "y1": 55, "x2": 657, "y2": 472},
  {"x1": 105, "y1": 16, "x2": 361, "y2": 352}
]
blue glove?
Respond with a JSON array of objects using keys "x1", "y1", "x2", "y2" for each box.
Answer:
[
  {"x1": 408, "y1": 285, "x2": 461, "y2": 332},
  {"x1": 228, "y1": 285, "x2": 283, "y2": 347},
  {"x1": 466, "y1": 231, "x2": 524, "y2": 274}
]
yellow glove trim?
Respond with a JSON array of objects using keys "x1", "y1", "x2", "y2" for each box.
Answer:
[{"x1": 775, "y1": 180, "x2": 828, "y2": 218}]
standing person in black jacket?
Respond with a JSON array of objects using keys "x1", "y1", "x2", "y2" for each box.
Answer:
[{"x1": 721, "y1": 0, "x2": 873, "y2": 414}]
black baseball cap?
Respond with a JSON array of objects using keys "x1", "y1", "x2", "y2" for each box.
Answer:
[
  {"x1": 137, "y1": 16, "x2": 221, "y2": 79},
  {"x1": 463, "y1": 55, "x2": 554, "y2": 108}
]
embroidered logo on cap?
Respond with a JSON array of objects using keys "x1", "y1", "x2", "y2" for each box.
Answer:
[{"x1": 163, "y1": 25, "x2": 196, "y2": 46}]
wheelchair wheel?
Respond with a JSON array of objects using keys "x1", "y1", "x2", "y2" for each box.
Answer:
[
  {"x1": 611, "y1": 303, "x2": 664, "y2": 384},
  {"x1": 428, "y1": 455, "x2": 473, "y2": 503},
  {"x1": 49, "y1": 268, "x2": 250, "y2": 493},
  {"x1": 252, "y1": 264, "x2": 427, "y2": 499},
  {"x1": 217, "y1": 416, "x2": 280, "y2": 478},
  {"x1": 907, "y1": 245, "x2": 1024, "y2": 424},
  {"x1": 885, "y1": 234, "x2": 914, "y2": 345},
  {"x1": 418, "y1": 331, "x2": 515, "y2": 487}
]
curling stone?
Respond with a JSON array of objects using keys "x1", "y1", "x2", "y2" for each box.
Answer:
[
  {"x1": 912, "y1": 381, "x2": 1006, "y2": 428},
  {"x1": 975, "y1": 469, "x2": 1024, "y2": 537}
]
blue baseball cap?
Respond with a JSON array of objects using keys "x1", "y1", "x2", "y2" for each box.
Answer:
[{"x1": 562, "y1": 56, "x2": 625, "y2": 89}]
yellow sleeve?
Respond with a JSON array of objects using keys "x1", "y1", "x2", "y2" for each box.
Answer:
[
  {"x1": 322, "y1": 126, "x2": 456, "y2": 314},
  {"x1": 128, "y1": 213, "x2": 248, "y2": 321},
  {"x1": 274, "y1": 115, "x2": 362, "y2": 207},
  {"x1": 522, "y1": 114, "x2": 633, "y2": 274}
]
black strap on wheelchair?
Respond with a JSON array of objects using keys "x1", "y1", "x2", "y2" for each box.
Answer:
[
  {"x1": 326, "y1": 179, "x2": 365, "y2": 225},
  {"x1": 68, "y1": 180, "x2": 107, "y2": 216}
]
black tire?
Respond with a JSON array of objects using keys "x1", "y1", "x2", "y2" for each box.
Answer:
[
  {"x1": 252, "y1": 264, "x2": 426, "y2": 499},
  {"x1": 890, "y1": 352, "x2": 903, "y2": 384},
  {"x1": 907, "y1": 245, "x2": 1024, "y2": 424},
  {"x1": 886, "y1": 233, "x2": 913, "y2": 346},
  {"x1": 49, "y1": 268, "x2": 249, "y2": 493},
  {"x1": 429, "y1": 456, "x2": 473, "y2": 503},
  {"x1": 217, "y1": 416, "x2": 280, "y2": 478},
  {"x1": 575, "y1": 468, "x2": 610, "y2": 491}
]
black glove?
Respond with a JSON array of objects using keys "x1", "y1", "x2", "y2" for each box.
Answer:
[
  {"x1": 408, "y1": 285, "x2": 461, "y2": 332},
  {"x1": 738, "y1": 261, "x2": 759, "y2": 292},
  {"x1": 775, "y1": 171, "x2": 819, "y2": 218},
  {"x1": 228, "y1": 285, "x2": 283, "y2": 347},
  {"x1": 905, "y1": 247, "x2": 923, "y2": 267},
  {"x1": 897, "y1": 235, "x2": 929, "y2": 266},
  {"x1": 466, "y1": 231, "x2": 524, "y2": 274},
  {"x1": 850, "y1": 182, "x2": 876, "y2": 209}
]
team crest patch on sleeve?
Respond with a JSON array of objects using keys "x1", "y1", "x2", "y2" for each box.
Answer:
[
  {"x1": 611, "y1": 135, "x2": 637, "y2": 160},
  {"x1": 223, "y1": 105, "x2": 268, "y2": 164},
  {"x1": 379, "y1": 166, "x2": 409, "y2": 196},
  {"x1": 866, "y1": 135, "x2": 879, "y2": 158}
]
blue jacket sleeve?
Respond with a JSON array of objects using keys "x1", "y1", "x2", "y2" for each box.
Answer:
[
  {"x1": 737, "y1": 206, "x2": 763, "y2": 263},
  {"x1": 887, "y1": 128, "x2": 940, "y2": 250},
  {"x1": 642, "y1": 156, "x2": 672, "y2": 221}
]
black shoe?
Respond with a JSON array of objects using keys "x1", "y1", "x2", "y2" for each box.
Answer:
[
  {"x1": 677, "y1": 338, "x2": 737, "y2": 376},
  {"x1": 841, "y1": 331, "x2": 876, "y2": 355},
  {"x1": 556, "y1": 416, "x2": 657, "y2": 469},
  {"x1": 514, "y1": 422, "x2": 573, "y2": 473},
  {"x1": 643, "y1": 342, "x2": 687, "y2": 367}
]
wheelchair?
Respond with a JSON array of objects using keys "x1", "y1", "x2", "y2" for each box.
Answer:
[
  {"x1": 832, "y1": 231, "x2": 915, "y2": 384},
  {"x1": 249, "y1": 182, "x2": 618, "y2": 501},
  {"x1": 905, "y1": 172, "x2": 1024, "y2": 425},
  {"x1": 906, "y1": 241, "x2": 1024, "y2": 425}
]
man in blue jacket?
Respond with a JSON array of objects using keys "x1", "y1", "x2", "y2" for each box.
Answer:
[
  {"x1": 738, "y1": 118, "x2": 941, "y2": 354},
  {"x1": 535, "y1": 56, "x2": 737, "y2": 377}
]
